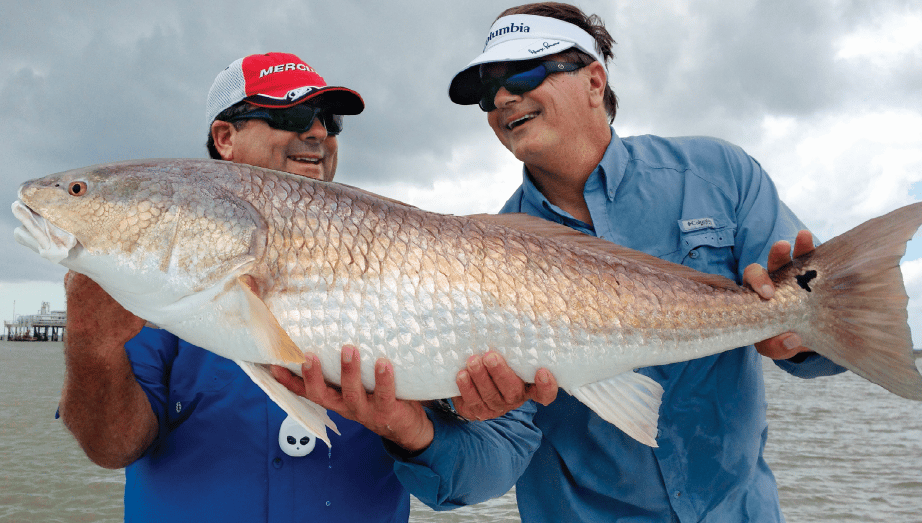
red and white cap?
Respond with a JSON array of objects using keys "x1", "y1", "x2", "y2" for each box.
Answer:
[{"x1": 206, "y1": 52, "x2": 364, "y2": 128}]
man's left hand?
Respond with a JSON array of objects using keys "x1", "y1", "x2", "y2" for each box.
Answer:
[
  {"x1": 744, "y1": 230, "x2": 815, "y2": 360},
  {"x1": 271, "y1": 346, "x2": 434, "y2": 453},
  {"x1": 452, "y1": 351, "x2": 558, "y2": 421}
]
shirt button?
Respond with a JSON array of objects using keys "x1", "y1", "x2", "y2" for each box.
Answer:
[
  {"x1": 325, "y1": 501, "x2": 331, "y2": 507},
  {"x1": 272, "y1": 457, "x2": 283, "y2": 469},
  {"x1": 688, "y1": 250, "x2": 699, "y2": 259},
  {"x1": 675, "y1": 491, "x2": 681, "y2": 499}
]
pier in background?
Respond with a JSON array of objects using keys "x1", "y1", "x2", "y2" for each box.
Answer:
[{"x1": 3, "y1": 302, "x2": 65, "y2": 341}]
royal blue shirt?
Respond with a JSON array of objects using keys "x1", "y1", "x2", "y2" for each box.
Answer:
[
  {"x1": 123, "y1": 328, "x2": 410, "y2": 523},
  {"x1": 122, "y1": 328, "x2": 543, "y2": 522},
  {"x1": 401, "y1": 129, "x2": 846, "y2": 522},
  {"x1": 506, "y1": 130, "x2": 846, "y2": 522}
]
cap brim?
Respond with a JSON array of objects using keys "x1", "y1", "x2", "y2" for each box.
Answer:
[
  {"x1": 448, "y1": 39, "x2": 577, "y2": 105},
  {"x1": 247, "y1": 86, "x2": 365, "y2": 115}
]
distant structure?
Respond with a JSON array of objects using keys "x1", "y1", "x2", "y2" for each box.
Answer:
[{"x1": 4, "y1": 302, "x2": 66, "y2": 341}]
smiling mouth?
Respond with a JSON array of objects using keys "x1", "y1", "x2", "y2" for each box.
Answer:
[
  {"x1": 507, "y1": 113, "x2": 538, "y2": 130},
  {"x1": 289, "y1": 156, "x2": 322, "y2": 165}
]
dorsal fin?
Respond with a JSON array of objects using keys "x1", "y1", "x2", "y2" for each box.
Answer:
[{"x1": 466, "y1": 213, "x2": 741, "y2": 292}]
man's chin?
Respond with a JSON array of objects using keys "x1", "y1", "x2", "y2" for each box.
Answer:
[{"x1": 286, "y1": 161, "x2": 327, "y2": 181}]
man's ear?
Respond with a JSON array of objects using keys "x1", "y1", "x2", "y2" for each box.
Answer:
[
  {"x1": 211, "y1": 121, "x2": 236, "y2": 161},
  {"x1": 585, "y1": 61, "x2": 607, "y2": 109}
]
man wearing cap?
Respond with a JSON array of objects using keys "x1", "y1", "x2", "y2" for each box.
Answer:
[
  {"x1": 435, "y1": 3, "x2": 848, "y2": 522},
  {"x1": 59, "y1": 52, "x2": 540, "y2": 522}
]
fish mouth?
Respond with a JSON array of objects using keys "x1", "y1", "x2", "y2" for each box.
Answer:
[{"x1": 11, "y1": 200, "x2": 78, "y2": 264}]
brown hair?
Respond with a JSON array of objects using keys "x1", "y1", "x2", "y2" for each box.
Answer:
[{"x1": 498, "y1": 3, "x2": 618, "y2": 122}]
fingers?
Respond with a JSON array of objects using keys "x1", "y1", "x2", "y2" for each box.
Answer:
[
  {"x1": 792, "y1": 230, "x2": 814, "y2": 259},
  {"x1": 527, "y1": 368, "x2": 559, "y2": 406},
  {"x1": 297, "y1": 352, "x2": 342, "y2": 409},
  {"x1": 765, "y1": 239, "x2": 792, "y2": 273},
  {"x1": 454, "y1": 352, "x2": 560, "y2": 420},
  {"x1": 766, "y1": 231, "x2": 813, "y2": 271},
  {"x1": 371, "y1": 358, "x2": 397, "y2": 412},
  {"x1": 743, "y1": 263, "x2": 775, "y2": 299},
  {"x1": 292, "y1": 347, "x2": 433, "y2": 451},
  {"x1": 459, "y1": 352, "x2": 525, "y2": 416},
  {"x1": 270, "y1": 365, "x2": 306, "y2": 395},
  {"x1": 755, "y1": 332, "x2": 809, "y2": 360},
  {"x1": 479, "y1": 352, "x2": 526, "y2": 408},
  {"x1": 337, "y1": 345, "x2": 372, "y2": 416},
  {"x1": 746, "y1": 231, "x2": 815, "y2": 300},
  {"x1": 454, "y1": 354, "x2": 508, "y2": 420}
]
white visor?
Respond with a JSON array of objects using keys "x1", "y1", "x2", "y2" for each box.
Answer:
[{"x1": 449, "y1": 14, "x2": 606, "y2": 105}]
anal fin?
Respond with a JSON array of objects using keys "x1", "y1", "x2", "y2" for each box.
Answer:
[
  {"x1": 571, "y1": 372, "x2": 664, "y2": 447},
  {"x1": 236, "y1": 360, "x2": 339, "y2": 447}
]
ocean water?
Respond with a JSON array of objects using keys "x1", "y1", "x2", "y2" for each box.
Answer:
[{"x1": 0, "y1": 340, "x2": 920, "y2": 522}]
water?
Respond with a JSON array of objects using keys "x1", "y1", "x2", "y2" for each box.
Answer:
[{"x1": 1, "y1": 341, "x2": 920, "y2": 522}]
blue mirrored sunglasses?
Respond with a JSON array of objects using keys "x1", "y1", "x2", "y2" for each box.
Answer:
[
  {"x1": 478, "y1": 60, "x2": 586, "y2": 112},
  {"x1": 227, "y1": 105, "x2": 344, "y2": 136}
]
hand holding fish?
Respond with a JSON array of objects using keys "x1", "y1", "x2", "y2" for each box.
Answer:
[
  {"x1": 452, "y1": 351, "x2": 558, "y2": 421},
  {"x1": 746, "y1": 231, "x2": 815, "y2": 360},
  {"x1": 271, "y1": 347, "x2": 435, "y2": 453}
]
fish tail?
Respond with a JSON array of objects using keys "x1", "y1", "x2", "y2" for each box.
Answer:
[{"x1": 788, "y1": 201, "x2": 922, "y2": 400}]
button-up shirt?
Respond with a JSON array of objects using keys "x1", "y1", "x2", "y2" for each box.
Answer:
[{"x1": 397, "y1": 129, "x2": 846, "y2": 522}]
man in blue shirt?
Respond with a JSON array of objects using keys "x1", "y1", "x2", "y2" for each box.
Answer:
[
  {"x1": 433, "y1": 3, "x2": 848, "y2": 521},
  {"x1": 59, "y1": 52, "x2": 543, "y2": 522}
]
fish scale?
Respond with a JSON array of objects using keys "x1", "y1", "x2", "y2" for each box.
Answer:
[{"x1": 12, "y1": 158, "x2": 922, "y2": 447}]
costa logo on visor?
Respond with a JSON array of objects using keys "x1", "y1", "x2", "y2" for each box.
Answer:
[
  {"x1": 478, "y1": 60, "x2": 586, "y2": 112},
  {"x1": 227, "y1": 104, "x2": 344, "y2": 136}
]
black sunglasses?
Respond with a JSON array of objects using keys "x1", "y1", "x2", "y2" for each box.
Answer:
[
  {"x1": 478, "y1": 60, "x2": 587, "y2": 112},
  {"x1": 227, "y1": 105, "x2": 345, "y2": 136}
]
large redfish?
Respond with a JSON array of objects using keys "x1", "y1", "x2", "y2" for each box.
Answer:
[{"x1": 11, "y1": 159, "x2": 922, "y2": 447}]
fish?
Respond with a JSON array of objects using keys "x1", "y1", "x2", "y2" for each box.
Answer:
[{"x1": 11, "y1": 158, "x2": 922, "y2": 447}]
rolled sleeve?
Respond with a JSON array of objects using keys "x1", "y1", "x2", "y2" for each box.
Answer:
[{"x1": 123, "y1": 327, "x2": 179, "y2": 455}]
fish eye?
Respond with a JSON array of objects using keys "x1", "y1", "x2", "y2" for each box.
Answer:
[{"x1": 69, "y1": 181, "x2": 88, "y2": 196}]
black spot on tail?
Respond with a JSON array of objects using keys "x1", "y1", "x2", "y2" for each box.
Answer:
[{"x1": 796, "y1": 270, "x2": 818, "y2": 292}]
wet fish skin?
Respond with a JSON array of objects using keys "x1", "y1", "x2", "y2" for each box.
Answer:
[{"x1": 11, "y1": 159, "x2": 922, "y2": 447}]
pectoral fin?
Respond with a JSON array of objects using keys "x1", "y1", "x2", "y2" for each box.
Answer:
[
  {"x1": 571, "y1": 372, "x2": 663, "y2": 447},
  {"x1": 235, "y1": 275, "x2": 303, "y2": 365},
  {"x1": 236, "y1": 360, "x2": 339, "y2": 447}
]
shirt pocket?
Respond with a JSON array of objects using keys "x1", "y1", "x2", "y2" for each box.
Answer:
[
  {"x1": 167, "y1": 354, "x2": 240, "y2": 428},
  {"x1": 678, "y1": 225, "x2": 737, "y2": 277}
]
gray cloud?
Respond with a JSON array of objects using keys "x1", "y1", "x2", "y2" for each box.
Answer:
[{"x1": 2, "y1": 1, "x2": 920, "y2": 313}]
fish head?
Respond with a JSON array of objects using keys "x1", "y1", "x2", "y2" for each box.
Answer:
[{"x1": 12, "y1": 160, "x2": 267, "y2": 322}]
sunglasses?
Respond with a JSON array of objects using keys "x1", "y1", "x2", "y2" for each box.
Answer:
[
  {"x1": 478, "y1": 60, "x2": 587, "y2": 112},
  {"x1": 227, "y1": 105, "x2": 345, "y2": 136}
]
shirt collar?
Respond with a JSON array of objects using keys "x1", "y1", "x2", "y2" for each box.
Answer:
[{"x1": 518, "y1": 127, "x2": 629, "y2": 225}]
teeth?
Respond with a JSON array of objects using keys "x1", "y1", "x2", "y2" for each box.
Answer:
[
  {"x1": 507, "y1": 113, "x2": 537, "y2": 130},
  {"x1": 291, "y1": 157, "x2": 320, "y2": 164}
]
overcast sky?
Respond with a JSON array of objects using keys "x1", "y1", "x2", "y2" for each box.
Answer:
[{"x1": 1, "y1": 0, "x2": 920, "y2": 346}]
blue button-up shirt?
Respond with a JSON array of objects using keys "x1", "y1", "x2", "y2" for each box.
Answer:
[
  {"x1": 123, "y1": 328, "x2": 411, "y2": 523},
  {"x1": 486, "y1": 130, "x2": 842, "y2": 522}
]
